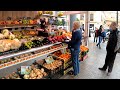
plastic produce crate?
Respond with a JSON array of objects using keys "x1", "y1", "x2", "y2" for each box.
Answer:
[
  {"x1": 36, "y1": 56, "x2": 64, "y2": 79},
  {"x1": 17, "y1": 66, "x2": 49, "y2": 79},
  {"x1": 63, "y1": 59, "x2": 72, "y2": 69},
  {"x1": 51, "y1": 54, "x2": 72, "y2": 70},
  {"x1": 80, "y1": 54, "x2": 88, "y2": 61},
  {"x1": 63, "y1": 65, "x2": 73, "y2": 75}
]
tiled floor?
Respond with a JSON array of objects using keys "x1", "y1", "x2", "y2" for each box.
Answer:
[{"x1": 61, "y1": 37, "x2": 120, "y2": 79}]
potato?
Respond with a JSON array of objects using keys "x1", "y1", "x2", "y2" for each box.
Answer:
[
  {"x1": 43, "y1": 72, "x2": 47, "y2": 76},
  {"x1": 41, "y1": 68, "x2": 44, "y2": 73}
]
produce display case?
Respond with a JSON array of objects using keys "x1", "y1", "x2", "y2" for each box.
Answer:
[
  {"x1": 0, "y1": 41, "x2": 89, "y2": 78},
  {"x1": 51, "y1": 49, "x2": 72, "y2": 69},
  {"x1": 51, "y1": 48, "x2": 73, "y2": 76},
  {"x1": 0, "y1": 25, "x2": 38, "y2": 31},
  {"x1": 63, "y1": 65, "x2": 73, "y2": 75},
  {"x1": 1, "y1": 63, "x2": 49, "y2": 79},
  {"x1": 0, "y1": 29, "x2": 89, "y2": 78},
  {"x1": 79, "y1": 45, "x2": 89, "y2": 61},
  {"x1": 0, "y1": 72, "x2": 21, "y2": 79},
  {"x1": 35, "y1": 56, "x2": 64, "y2": 79},
  {"x1": 0, "y1": 42, "x2": 67, "y2": 78},
  {"x1": 0, "y1": 12, "x2": 73, "y2": 79},
  {"x1": 16, "y1": 64, "x2": 49, "y2": 79}
]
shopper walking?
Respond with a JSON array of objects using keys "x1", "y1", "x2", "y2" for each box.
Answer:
[
  {"x1": 96, "y1": 25, "x2": 103, "y2": 49},
  {"x1": 99, "y1": 22, "x2": 120, "y2": 76},
  {"x1": 101, "y1": 29, "x2": 106, "y2": 43},
  {"x1": 94, "y1": 27, "x2": 99, "y2": 43},
  {"x1": 67, "y1": 21, "x2": 82, "y2": 76}
]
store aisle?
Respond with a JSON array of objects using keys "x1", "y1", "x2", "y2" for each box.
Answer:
[{"x1": 61, "y1": 37, "x2": 120, "y2": 79}]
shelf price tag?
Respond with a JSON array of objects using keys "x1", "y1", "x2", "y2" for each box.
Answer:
[
  {"x1": 45, "y1": 56, "x2": 54, "y2": 64},
  {"x1": 61, "y1": 48, "x2": 67, "y2": 54},
  {"x1": 21, "y1": 66, "x2": 31, "y2": 75}
]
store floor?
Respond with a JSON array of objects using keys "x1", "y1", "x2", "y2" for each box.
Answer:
[{"x1": 61, "y1": 37, "x2": 120, "y2": 79}]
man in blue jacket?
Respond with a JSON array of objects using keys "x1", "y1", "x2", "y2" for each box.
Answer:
[{"x1": 68, "y1": 21, "x2": 82, "y2": 76}]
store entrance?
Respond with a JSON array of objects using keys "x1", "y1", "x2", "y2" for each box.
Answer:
[{"x1": 89, "y1": 24, "x2": 94, "y2": 37}]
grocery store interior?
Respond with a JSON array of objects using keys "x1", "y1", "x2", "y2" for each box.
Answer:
[{"x1": 0, "y1": 11, "x2": 120, "y2": 79}]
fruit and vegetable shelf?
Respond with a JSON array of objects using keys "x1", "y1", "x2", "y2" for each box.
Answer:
[
  {"x1": 0, "y1": 42, "x2": 67, "y2": 70},
  {"x1": 0, "y1": 49, "x2": 72, "y2": 79},
  {"x1": 0, "y1": 46, "x2": 89, "y2": 79},
  {"x1": 0, "y1": 27, "x2": 89, "y2": 78},
  {"x1": 0, "y1": 42, "x2": 62, "y2": 60},
  {"x1": 0, "y1": 25, "x2": 38, "y2": 30},
  {"x1": 0, "y1": 55, "x2": 64, "y2": 79}
]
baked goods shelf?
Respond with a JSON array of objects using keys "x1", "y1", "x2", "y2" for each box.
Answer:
[
  {"x1": 0, "y1": 45, "x2": 67, "y2": 70},
  {"x1": 0, "y1": 42, "x2": 62, "y2": 60}
]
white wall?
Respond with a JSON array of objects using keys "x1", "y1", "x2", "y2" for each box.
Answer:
[
  {"x1": 94, "y1": 11, "x2": 102, "y2": 22},
  {"x1": 92, "y1": 11, "x2": 102, "y2": 29}
]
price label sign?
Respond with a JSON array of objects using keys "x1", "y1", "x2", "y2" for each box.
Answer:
[
  {"x1": 45, "y1": 56, "x2": 54, "y2": 64},
  {"x1": 61, "y1": 48, "x2": 67, "y2": 54},
  {"x1": 21, "y1": 66, "x2": 31, "y2": 75}
]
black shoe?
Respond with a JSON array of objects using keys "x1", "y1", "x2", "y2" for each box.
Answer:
[
  {"x1": 68, "y1": 70, "x2": 78, "y2": 76},
  {"x1": 68, "y1": 70, "x2": 74, "y2": 75},
  {"x1": 98, "y1": 68, "x2": 106, "y2": 71},
  {"x1": 99, "y1": 47, "x2": 101, "y2": 49}
]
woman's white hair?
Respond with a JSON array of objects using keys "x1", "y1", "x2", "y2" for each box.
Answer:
[{"x1": 73, "y1": 21, "x2": 80, "y2": 29}]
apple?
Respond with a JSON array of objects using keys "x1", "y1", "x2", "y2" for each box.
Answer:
[
  {"x1": 52, "y1": 38, "x2": 55, "y2": 41},
  {"x1": 54, "y1": 36, "x2": 57, "y2": 40}
]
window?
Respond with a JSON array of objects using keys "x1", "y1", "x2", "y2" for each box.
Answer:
[{"x1": 90, "y1": 14, "x2": 94, "y2": 21}]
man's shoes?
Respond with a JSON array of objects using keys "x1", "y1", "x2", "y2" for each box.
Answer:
[
  {"x1": 68, "y1": 70, "x2": 78, "y2": 76},
  {"x1": 107, "y1": 72, "x2": 111, "y2": 76},
  {"x1": 68, "y1": 70, "x2": 74, "y2": 75},
  {"x1": 99, "y1": 47, "x2": 101, "y2": 49},
  {"x1": 98, "y1": 68, "x2": 106, "y2": 71}
]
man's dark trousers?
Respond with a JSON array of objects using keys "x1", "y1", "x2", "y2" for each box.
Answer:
[{"x1": 103, "y1": 50, "x2": 117, "y2": 72}]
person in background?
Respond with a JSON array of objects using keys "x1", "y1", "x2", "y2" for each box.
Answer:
[
  {"x1": 99, "y1": 22, "x2": 120, "y2": 76},
  {"x1": 96, "y1": 25, "x2": 103, "y2": 49},
  {"x1": 67, "y1": 21, "x2": 82, "y2": 76},
  {"x1": 40, "y1": 18, "x2": 46, "y2": 29},
  {"x1": 80, "y1": 25, "x2": 84, "y2": 38},
  {"x1": 101, "y1": 28, "x2": 106, "y2": 43},
  {"x1": 80, "y1": 25, "x2": 84, "y2": 32},
  {"x1": 94, "y1": 27, "x2": 99, "y2": 43}
]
